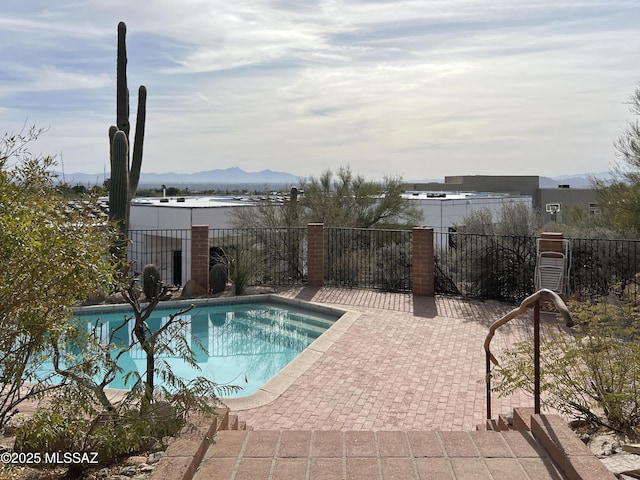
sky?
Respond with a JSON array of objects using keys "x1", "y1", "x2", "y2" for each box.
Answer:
[{"x1": 1, "y1": 1, "x2": 640, "y2": 181}]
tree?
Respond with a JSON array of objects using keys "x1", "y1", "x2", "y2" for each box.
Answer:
[
  {"x1": 594, "y1": 84, "x2": 640, "y2": 234},
  {"x1": 0, "y1": 127, "x2": 117, "y2": 428},
  {"x1": 231, "y1": 166, "x2": 422, "y2": 229},
  {"x1": 301, "y1": 166, "x2": 422, "y2": 228}
]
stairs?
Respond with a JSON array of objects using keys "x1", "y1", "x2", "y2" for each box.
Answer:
[
  {"x1": 150, "y1": 408, "x2": 615, "y2": 480},
  {"x1": 149, "y1": 407, "x2": 251, "y2": 480},
  {"x1": 478, "y1": 408, "x2": 615, "y2": 480}
]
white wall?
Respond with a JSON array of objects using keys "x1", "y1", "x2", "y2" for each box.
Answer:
[
  {"x1": 130, "y1": 205, "x2": 241, "y2": 230},
  {"x1": 411, "y1": 195, "x2": 532, "y2": 246},
  {"x1": 128, "y1": 201, "x2": 256, "y2": 285},
  {"x1": 414, "y1": 196, "x2": 532, "y2": 234}
]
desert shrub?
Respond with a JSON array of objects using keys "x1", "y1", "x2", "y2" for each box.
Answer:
[
  {"x1": 0, "y1": 127, "x2": 118, "y2": 429},
  {"x1": 214, "y1": 244, "x2": 265, "y2": 295},
  {"x1": 328, "y1": 254, "x2": 360, "y2": 287},
  {"x1": 492, "y1": 298, "x2": 640, "y2": 433},
  {"x1": 374, "y1": 242, "x2": 411, "y2": 291},
  {"x1": 14, "y1": 389, "x2": 182, "y2": 464}
]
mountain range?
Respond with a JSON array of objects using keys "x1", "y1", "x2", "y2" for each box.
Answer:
[
  {"x1": 58, "y1": 167, "x2": 611, "y2": 189},
  {"x1": 58, "y1": 167, "x2": 302, "y2": 186}
]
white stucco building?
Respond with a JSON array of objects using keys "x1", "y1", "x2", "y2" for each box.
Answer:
[
  {"x1": 403, "y1": 191, "x2": 532, "y2": 245},
  {"x1": 130, "y1": 196, "x2": 250, "y2": 230},
  {"x1": 128, "y1": 196, "x2": 255, "y2": 285}
]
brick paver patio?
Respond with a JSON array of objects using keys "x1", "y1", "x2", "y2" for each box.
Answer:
[{"x1": 227, "y1": 287, "x2": 552, "y2": 432}]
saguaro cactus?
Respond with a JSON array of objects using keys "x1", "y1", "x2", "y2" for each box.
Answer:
[{"x1": 109, "y1": 21, "x2": 147, "y2": 257}]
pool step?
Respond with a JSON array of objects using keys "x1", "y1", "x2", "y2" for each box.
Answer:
[
  {"x1": 229, "y1": 305, "x2": 337, "y2": 332},
  {"x1": 230, "y1": 303, "x2": 339, "y2": 324},
  {"x1": 259, "y1": 312, "x2": 332, "y2": 338},
  {"x1": 230, "y1": 313, "x2": 329, "y2": 344}
]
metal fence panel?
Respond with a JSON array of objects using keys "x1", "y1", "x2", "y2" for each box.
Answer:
[
  {"x1": 569, "y1": 237, "x2": 640, "y2": 304},
  {"x1": 209, "y1": 228, "x2": 307, "y2": 287},
  {"x1": 128, "y1": 229, "x2": 191, "y2": 286},
  {"x1": 435, "y1": 232, "x2": 640, "y2": 304},
  {"x1": 324, "y1": 227, "x2": 412, "y2": 292}
]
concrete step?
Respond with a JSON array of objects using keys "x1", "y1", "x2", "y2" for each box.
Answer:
[
  {"x1": 150, "y1": 409, "x2": 616, "y2": 480},
  {"x1": 192, "y1": 429, "x2": 570, "y2": 480},
  {"x1": 529, "y1": 413, "x2": 615, "y2": 480},
  {"x1": 227, "y1": 414, "x2": 238, "y2": 431},
  {"x1": 498, "y1": 414, "x2": 513, "y2": 431}
]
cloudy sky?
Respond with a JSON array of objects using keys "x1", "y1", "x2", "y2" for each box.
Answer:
[{"x1": 2, "y1": 1, "x2": 640, "y2": 181}]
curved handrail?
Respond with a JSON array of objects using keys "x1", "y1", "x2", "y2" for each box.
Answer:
[{"x1": 484, "y1": 288, "x2": 574, "y2": 419}]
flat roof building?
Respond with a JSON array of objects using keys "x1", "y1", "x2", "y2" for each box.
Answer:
[{"x1": 405, "y1": 175, "x2": 597, "y2": 223}]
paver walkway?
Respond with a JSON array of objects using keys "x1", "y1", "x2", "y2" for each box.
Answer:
[{"x1": 227, "y1": 287, "x2": 556, "y2": 431}]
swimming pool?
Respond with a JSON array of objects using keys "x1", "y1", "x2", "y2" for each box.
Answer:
[{"x1": 60, "y1": 296, "x2": 343, "y2": 398}]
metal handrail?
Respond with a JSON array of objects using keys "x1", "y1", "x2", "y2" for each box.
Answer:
[{"x1": 484, "y1": 288, "x2": 574, "y2": 419}]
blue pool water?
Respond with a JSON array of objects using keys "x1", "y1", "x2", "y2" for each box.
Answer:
[{"x1": 47, "y1": 300, "x2": 341, "y2": 398}]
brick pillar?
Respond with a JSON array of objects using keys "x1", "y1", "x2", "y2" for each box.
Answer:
[
  {"x1": 412, "y1": 227, "x2": 434, "y2": 296},
  {"x1": 307, "y1": 223, "x2": 324, "y2": 287},
  {"x1": 191, "y1": 225, "x2": 210, "y2": 292}
]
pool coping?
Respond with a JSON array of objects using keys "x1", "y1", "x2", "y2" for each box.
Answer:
[{"x1": 74, "y1": 294, "x2": 360, "y2": 411}]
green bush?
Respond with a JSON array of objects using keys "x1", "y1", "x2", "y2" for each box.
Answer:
[
  {"x1": 13, "y1": 387, "x2": 185, "y2": 465},
  {"x1": 492, "y1": 298, "x2": 640, "y2": 433},
  {"x1": 374, "y1": 242, "x2": 411, "y2": 291}
]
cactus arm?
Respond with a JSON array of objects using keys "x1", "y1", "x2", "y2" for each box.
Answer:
[
  {"x1": 109, "y1": 130, "x2": 130, "y2": 233},
  {"x1": 108, "y1": 125, "x2": 117, "y2": 167},
  {"x1": 109, "y1": 125, "x2": 118, "y2": 147},
  {"x1": 130, "y1": 85, "x2": 146, "y2": 196},
  {"x1": 116, "y1": 21, "x2": 130, "y2": 139}
]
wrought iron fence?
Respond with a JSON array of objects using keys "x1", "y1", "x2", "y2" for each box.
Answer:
[
  {"x1": 128, "y1": 229, "x2": 191, "y2": 286},
  {"x1": 209, "y1": 227, "x2": 307, "y2": 287},
  {"x1": 435, "y1": 231, "x2": 640, "y2": 304},
  {"x1": 435, "y1": 232, "x2": 536, "y2": 303},
  {"x1": 127, "y1": 227, "x2": 640, "y2": 303},
  {"x1": 569, "y1": 237, "x2": 640, "y2": 303},
  {"x1": 324, "y1": 227, "x2": 412, "y2": 292}
]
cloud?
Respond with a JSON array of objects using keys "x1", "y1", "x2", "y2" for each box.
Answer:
[{"x1": 1, "y1": 0, "x2": 639, "y2": 179}]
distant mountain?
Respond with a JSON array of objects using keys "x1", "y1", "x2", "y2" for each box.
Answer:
[
  {"x1": 540, "y1": 172, "x2": 612, "y2": 189},
  {"x1": 55, "y1": 171, "x2": 107, "y2": 185},
  {"x1": 58, "y1": 167, "x2": 302, "y2": 186},
  {"x1": 140, "y1": 167, "x2": 301, "y2": 185},
  {"x1": 57, "y1": 169, "x2": 613, "y2": 190}
]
